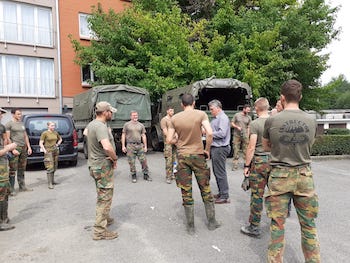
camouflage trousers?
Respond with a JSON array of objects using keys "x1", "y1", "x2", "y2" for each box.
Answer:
[
  {"x1": 265, "y1": 165, "x2": 320, "y2": 263},
  {"x1": 249, "y1": 155, "x2": 270, "y2": 226},
  {"x1": 127, "y1": 143, "x2": 149, "y2": 175},
  {"x1": 233, "y1": 134, "x2": 249, "y2": 161},
  {"x1": 164, "y1": 143, "x2": 176, "y2": 180},
  {"x1": 44, "y1": 147, "x2": 59, "y2": 174},
  {"x1": 176, "y1": 154, "x2": 213, "y2": 206},
  {"x1": 89, "y1": 164, "x2": 114, "y2": 234},
  {"x1": 0, "y1": 163, "x2": 10, "y2": 201},
  {"x1": 8, "y1": 145, "x2": 28, "y2": 183}
]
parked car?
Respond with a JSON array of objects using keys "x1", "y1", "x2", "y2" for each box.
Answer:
[{"x1": 23, "y1": 114, "x2": 79, "y2": 166}]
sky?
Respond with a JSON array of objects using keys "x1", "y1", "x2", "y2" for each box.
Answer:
[{"x1": 321, "y1": 0, "x2": 350, "y2": 84}]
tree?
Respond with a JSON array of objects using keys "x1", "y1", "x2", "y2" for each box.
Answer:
[{"x1": 71, "y1": 0, "x2": 339, "y2": 107}]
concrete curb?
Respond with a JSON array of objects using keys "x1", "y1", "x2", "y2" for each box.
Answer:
[{"x1": 311, "y1": 155, "x2": 350, "y2": 160}]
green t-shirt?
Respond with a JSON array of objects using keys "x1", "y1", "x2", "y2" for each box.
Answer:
[
  {"x1": 263, "y1": 109, "x2": 316, "y2": 167},
  {"x1": 122, "y1": 121, "x2": 146, "y2": 143},
  {"x1": 40, "y1": 130, "x2": 61, "y2": 148},
  {"x1": 5, "y1": 120, "x2": 26, "y2": 146},
  {"x1": 87, "y1": 119, "x2": 116, "y2": 167},
  {"x1": 231, "y1": 112, "x2": 251, "y2": 136},
  {"x1": 250, "y1": 116, "x2": 269, "y2": 155},
  {"x1": 0, "y1": 124, "x2": 7, "y2": 167}
]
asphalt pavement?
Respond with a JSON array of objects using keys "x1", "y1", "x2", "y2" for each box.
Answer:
[{"x1": 1, "y1": 151, "x2": 349, "y2": 263}]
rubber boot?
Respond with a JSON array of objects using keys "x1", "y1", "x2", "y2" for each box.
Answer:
[
  {"x1": 184, "y1": 205, "x2": 195, "y2": 235},
  {"x1": 9, "y1": 176, "x2": 16, "y2": 196},
  {"x1": 18, "y1": 171, "x2": 33, "y2": 192},
  {"x1": 204, "y1": 202, "x2": 221, "y2": 231},
  {"x1": 47, "y1": 173, "x2": 54, "y2": 189},
  {"x1": 0, "y1": 200, "x2": 15, "y2": 231},
  {"x1": 1, "y1": 198, "x2": 10, "y2": 223},
  {"x1": 52, "y1": 173, "x2": 59, "y2": 185}
]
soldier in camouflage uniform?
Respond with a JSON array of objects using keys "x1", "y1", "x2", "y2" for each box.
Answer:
[
  {"x1": 39, "y1": 122, "x2": 62, "y2": 189},
  {"x1": 160, "y1": 106, "x2": 177, "y2": 184},
  {"x1": 231, "y1": 105, "x2": 251, "y2": 170},
  {"x1": 0, "y1": 107, "x2": 17, "y2": 231},
  {"x1": 263, "y1": 80, "x2": 320, "y2": 262},
  {"x1": 167, "y1": 94, "x2": 220, "y2": 235},
  {"x1": 5, "y1": 108, "x2": 33, "y2": 194},
  {"x1": 240, "y1": 98, "x2": 271, "y2": 238},
  {"x1": 122, "y1": 111, "x2": 151, "y2": 183},
  {"x1": 87, "y1": 102, "x2": 118, "y2": 240}
]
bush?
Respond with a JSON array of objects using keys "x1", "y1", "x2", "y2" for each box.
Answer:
[
  {"x1": 312, "y1": 135, "x2": 350, "y2": 155},
  {"x1": 325, "y1": 128, "x2": 350, "y2": 135}
]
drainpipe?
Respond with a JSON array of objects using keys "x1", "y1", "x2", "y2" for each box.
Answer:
[{"x1": 56, "y1": 0, "x2": 63, "y2": 114}]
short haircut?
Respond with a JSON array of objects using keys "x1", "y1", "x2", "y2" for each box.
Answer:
[
  {"x1": 47, "y1": 121, "x2": 56, "y2": 126},
  {"x1": 130, "y1": 110, "x2": 138, "y2": 115},
  {"x1": 181, "y1": 94, "x2": 194, "y2": 107},
  {"x1": 281, "y1": 79, "x2": 302, "y2": 103},
  {"x1": 11, "y1": 108, "x2": 21, "y2": 114},
  {"x1": 208, "y1": 99, "x2": 222, "y2": 109},
  {"x1": 254, "y1": 97, "x2": 269, "y2": 111},
  {"x1": 166, "y1": 105, "x2": 174, "y2": 110},
  {"x1": 243, "y1": 104, "x2": 251, "y2": 109}
]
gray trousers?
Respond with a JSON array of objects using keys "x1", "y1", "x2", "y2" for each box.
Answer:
[{"x1": 211, "y1": 146, "x2": 230, "y2": 199}]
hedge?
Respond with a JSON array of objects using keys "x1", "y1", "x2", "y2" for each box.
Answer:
[
  {"x1": 312, "y1": 135, "x2": 350, "y2": 156},
  {"x1": 325, "y1": 128, "x2": 350, "y2": 135}
]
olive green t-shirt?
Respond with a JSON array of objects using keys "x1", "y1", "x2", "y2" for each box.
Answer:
[
  {"x1": 5, "y1": 120, "x2": 26, "y2": 146},
  {"x1": 87, "y1": 119, "x2": 116, "y2": 167},
  {"x1": 263, "y1": 109, "x2": 316, "y2": 167},
  {"x1": 40, "y1": 130, "x2": 61, "y2": 148},
  {"x1": 250, "y1": 116, "x2": 269, "y2": 155},
  {"x1": 170, "y1": 109, "x2": 208, "y2": 155},
  {"x1": 232, "y1": 112, "x2": 251, "y2": 136},
  {"x1": 0, "y1": 124, "x2": 8, "y2": 167},
  {"x1": 122, "y1": 121, "x2": 146, "y2": 143}
]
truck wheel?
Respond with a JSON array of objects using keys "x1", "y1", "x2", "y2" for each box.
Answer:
[
  {"x1": 151, "y1": 129, "x2": 161, "y2": 151},
  {"x1": 83, "y1": 139, "x2": 88, "y2": 159}
]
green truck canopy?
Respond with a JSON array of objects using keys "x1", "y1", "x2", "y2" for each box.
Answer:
[{"x1": 73, "y1": 84, "x2": 152, "y2": 122}]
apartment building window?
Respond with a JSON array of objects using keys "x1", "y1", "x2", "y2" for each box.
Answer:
[
  {"x1": 79, "y1": 13, "x2": 94, "y2": 39},
  {"x1": 81, "y1": 64, "x2": 99, "y2": 87},
  {"x1": 0, "y1": 1, "x2": 53, "y2": 46},
  {"x1": 0, "y1": 55, "x2": 55, "y2": 97}
]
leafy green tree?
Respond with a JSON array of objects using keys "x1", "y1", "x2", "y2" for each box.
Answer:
[{"x1": 70, "y1": 0, "x2": 339, "y2": 107}]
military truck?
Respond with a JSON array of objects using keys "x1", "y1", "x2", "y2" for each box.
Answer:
[
  {"x1": 150, "y1": 77, "x2": 252, "y2": 152},
  {"x1": 72, "y1": 84, "x2": 152, "y2": 158}
]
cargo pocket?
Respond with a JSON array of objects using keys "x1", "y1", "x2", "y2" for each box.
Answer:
[
  {"x1": 90, "y1": 168, "x2": 102, "y2": 181},
  {"x1": 298, "y1": 166, "x2": 315, "y2": 194},
  {"x1": 268, "y1": 168, "x2": 289, "y2": 194}
]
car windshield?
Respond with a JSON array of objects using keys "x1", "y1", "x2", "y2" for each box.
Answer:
[{"x1": 27, "y1": 117, "x2": 70, "y2": 136}]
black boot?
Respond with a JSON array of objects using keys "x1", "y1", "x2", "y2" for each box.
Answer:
[
  {"x1": 131, "y1": 174, "x2": 137, "y2": 183},
  {"x1": 9, "y1": 176, "x2": 16, "y2": 196},
  {"x1": 204, "y1": 202, "x2": 221, "y2": 231},
  {"x1": 240, "y1": 224, "x2": 261, "y2": 238},
  {"x1": 184, "y1": 205, "x2": 195, "y2": 235},
  {"x1": 143, "y1": 173, "x2": 152, "y2": 181}
]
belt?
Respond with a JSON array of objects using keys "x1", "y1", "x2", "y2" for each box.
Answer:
[
  {"x1": 211, "y1": 145, "x2": 229, "y2": 148},
  {"x1": 128, "y1": 142, "x2": 141, "y2": 144}
]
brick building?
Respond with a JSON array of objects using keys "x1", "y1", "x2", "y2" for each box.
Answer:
[{"x1": 0, "y1": 0, "x2": 129, "y2": 122}]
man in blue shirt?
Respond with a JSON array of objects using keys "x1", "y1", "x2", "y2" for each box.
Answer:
[{"x1": 208, "y1": 100, "x2": 231, "y2": 204}]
